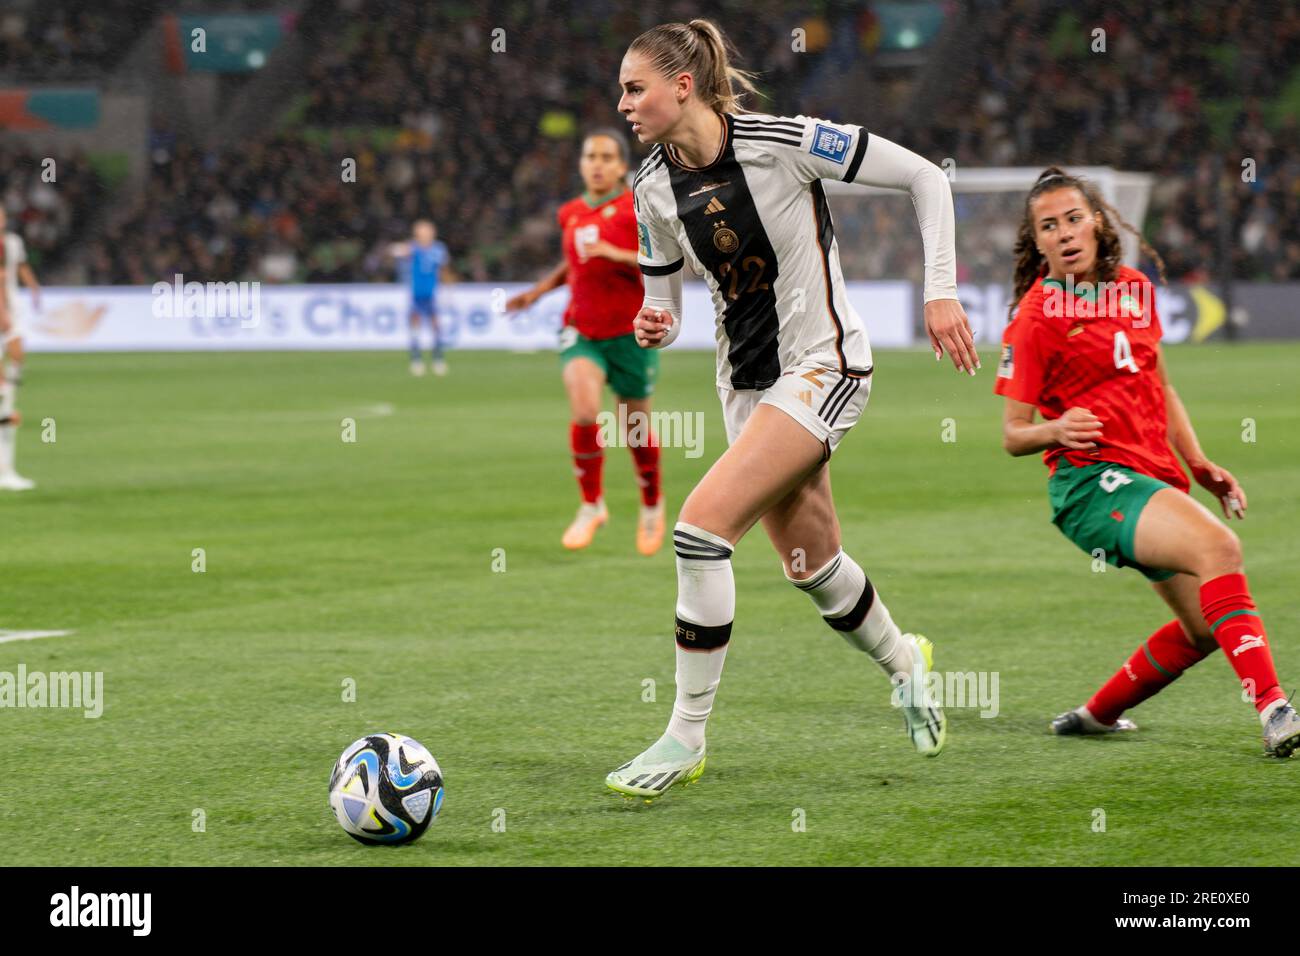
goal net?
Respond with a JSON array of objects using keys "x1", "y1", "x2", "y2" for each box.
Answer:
[{"x1": 822, "y1": 166, "x2": 1155, "y2": 289}]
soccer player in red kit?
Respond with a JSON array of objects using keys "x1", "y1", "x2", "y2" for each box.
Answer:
[
  {"x1": 995, "y1": 166, "x2": 1300, "y2": 757},
  {"x1": 507, "y1": 129, "x2": 665, "y2": 555}
]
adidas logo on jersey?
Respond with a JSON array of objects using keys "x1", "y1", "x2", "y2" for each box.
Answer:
[
  {"x1": 703, "y1": 196, "x2": 726, "y2": 215},
  {"x1": 796, "y1": 389, "x2": 812, "y2": 406}
]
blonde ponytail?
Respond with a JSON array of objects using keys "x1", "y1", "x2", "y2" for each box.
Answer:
[{"x1": 629, "y1": 18, "x2": 764, "y2": 114}]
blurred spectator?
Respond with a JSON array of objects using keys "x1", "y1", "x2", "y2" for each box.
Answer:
[{"x1": 28, "y1": 0, "x2": 1294, "y2": 287}]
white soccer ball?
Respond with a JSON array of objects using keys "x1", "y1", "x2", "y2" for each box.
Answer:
[{"x1": 328, "y1": 733, "x2": 444, "y2": 844}]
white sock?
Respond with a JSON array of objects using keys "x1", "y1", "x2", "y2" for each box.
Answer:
[
  {"x1": 788, "y1": 550, "x2": 910, "y2": 678},
  {"x1": 665, "y1": 522, "x2": 734, "y2": 750}
]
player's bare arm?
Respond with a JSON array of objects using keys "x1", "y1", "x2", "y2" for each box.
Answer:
[
  {"x1": 1001, "y1": 397, "x2": 1102, "y2": 456},
  {"x1": 505, "y1": 260, "x2": 569, "y2": 312}
]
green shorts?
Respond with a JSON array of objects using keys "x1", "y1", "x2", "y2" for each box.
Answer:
[
  {"x1": 1047, "y1": 461, "x2": 1177, "y2": 582},
  {"x1": 559, "y1": 328, "x2": 659, "y2": 399}
]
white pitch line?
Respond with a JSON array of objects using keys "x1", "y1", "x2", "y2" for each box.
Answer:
[{"x1": 0, "y1": 629, "x2": 74, "y2": 645}]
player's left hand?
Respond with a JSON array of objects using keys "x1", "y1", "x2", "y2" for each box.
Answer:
[
  {"x1": 1191, "y1": 460, "x2": 1247, "y2": 519},
  {"x1": 924, "y1": 298, "x2": 979, "y2": 375},
  {"x1": 633, "y1": 306, "x2": 672, "y2": 348}
]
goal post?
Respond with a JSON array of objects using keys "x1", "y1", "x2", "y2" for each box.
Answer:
[{"x1": 822, "y1": 166, "x2": 1156, "y2": 287}]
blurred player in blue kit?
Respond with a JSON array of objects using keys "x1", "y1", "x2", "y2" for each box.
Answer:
[{"x1": 390, "y1": 220, "x2": 451, "y2": 376}]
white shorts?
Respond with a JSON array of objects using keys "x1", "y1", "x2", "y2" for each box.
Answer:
[{"x1": 717, "y1": 360, "x2": 872, "y2": 460}]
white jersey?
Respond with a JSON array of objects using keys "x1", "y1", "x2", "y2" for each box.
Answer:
[
  {"x1": 633, "y1": 111, "x2": 956, "y2": 391},
  {"x1": 634, "y1": 112, "x2": 875, "y2": 391}
]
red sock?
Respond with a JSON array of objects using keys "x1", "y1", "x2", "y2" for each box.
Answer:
[
  {"x1": 570, "y1": 422, "x2": 604, "y2": 504},
  {"x1": 628, "y1": 427, "x2": 660, "y2": 507},
  {"x1": 1087, "y1": 619, "x2": 1210, "y2": 724},
  {"x1": 1201, "y1": 573, "x2": 1284, "y2": 712}
]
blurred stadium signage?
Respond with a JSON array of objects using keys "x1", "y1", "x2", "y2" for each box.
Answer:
[{"x1": 19, "y1": 281, "x2": 1289, "y2": 352}]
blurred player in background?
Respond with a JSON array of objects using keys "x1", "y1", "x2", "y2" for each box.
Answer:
[
  {"x1": 506, "y1": 129, "x2": 665, "y2": 555},
  {"x1": 996, "y1": 167, "x2": 1300, "y2": 757},
  {"x1": 606, "y1": 19, "x2": 977, "y2": 799},
  {"x1": 0, "y1": 206, "x2": 40, "y2": 491},
  {"x1": 389, "y1": 220, "x2": 451, "y2": 377}
]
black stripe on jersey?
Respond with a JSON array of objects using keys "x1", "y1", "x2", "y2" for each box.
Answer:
[
  {"x1": 732, "y1": 132, "x2": 803, "y2": 148},
  {"x1": 640, "y1": 258, "x2": 684, "y2": 276},
  {"x1": 634, "y1": 145, "x2": 664, "y2": 187},
  {"x1": 810, "y1": 179, "x2": 848, "y2": 373},
  {"x1": 733, "y1": 115, "x2": 806, "y2": 135},
  {"x1": 634, "y1": 144, "x2": 662, "y2": 173},
  {"x1": 843, "y1": 130, "x2": 869, "y2": 182},
  {"x1": 664, "y1": 113, "x2": 783, "y2": 390}
]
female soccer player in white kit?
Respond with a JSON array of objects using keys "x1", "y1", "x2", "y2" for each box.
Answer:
[
  {"x1": 0, "y1": 205, "x2": 40, "y2": 491},
  {"x1": 606, "y1": 19, "x2": 979, "y2": 799}
]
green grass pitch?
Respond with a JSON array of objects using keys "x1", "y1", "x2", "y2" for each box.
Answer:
[{"x1": 1, "y1": 343, "x2": 1297, "y2": 866}]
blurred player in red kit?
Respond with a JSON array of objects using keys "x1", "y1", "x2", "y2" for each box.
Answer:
[{"x1": 507, "y1": 129, "x2": 665, "y2": 555}]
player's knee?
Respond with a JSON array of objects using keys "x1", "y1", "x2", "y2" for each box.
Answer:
[
  {"x1": 677, "y1": 498, "x2": 733, "y2": 544},
  {"x1": 565, "y1": 389, "x2": 601, "y2": 424},
  {"x1": 1198, "y1": 526, "x2": 1243, "y2": 578}
]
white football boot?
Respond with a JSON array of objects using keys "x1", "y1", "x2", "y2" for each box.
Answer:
[
  {"x1": 0, "y1": 472, "x2": 34, "y2": 491},
  {"x1": 606, "y1": 732, "x2": 706, "y2": 800},
  {"x1": 899, "y1": 633, "x2": 946, "y2": 756}
]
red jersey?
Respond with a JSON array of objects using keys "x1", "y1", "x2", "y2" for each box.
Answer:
[
  {"x1": 557, "y1": 188, "x2": 643, "y2": 340},
  {"x1": 993, "y1": 265, "x2": 1189, "y2": 492}
]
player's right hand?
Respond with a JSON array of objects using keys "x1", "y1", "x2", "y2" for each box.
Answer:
[
  {"x1": 633, "y1": 306, "x2": 672, "y2": 348},
  {"x1": 1052, "y1": 407, "x2": 1104, "y2": 450},
  {"x1": 504, "y1": 289, "x2": 538, "y2": 313}
]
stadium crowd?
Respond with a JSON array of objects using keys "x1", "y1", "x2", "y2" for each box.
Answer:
[{"x1": 1, "y1": 0, "x2": 1296, "y2": 287}]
